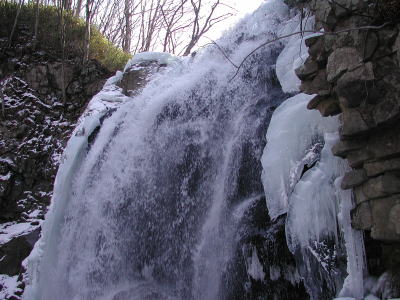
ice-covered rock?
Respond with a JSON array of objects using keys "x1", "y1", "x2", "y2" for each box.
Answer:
[
  {"x1": 261, "y1": 93, "x2": 365, "y2": 299},
  {"x1": 276, "y1": 13, "x2": 316, "y2": 93},
  {"x1": 261, "y1": 93, "x2": 338, "y2": 219},
  {"x1": 123, "y1": 52, "x2": 179, "y2": 72}
]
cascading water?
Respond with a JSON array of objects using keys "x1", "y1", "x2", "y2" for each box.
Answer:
[
  {"x1": 22, "y1": 1, "x2": 366, "y2": 300},
  {"x1": 23, "y1": 2, "x2": 300, "y2": 300}
]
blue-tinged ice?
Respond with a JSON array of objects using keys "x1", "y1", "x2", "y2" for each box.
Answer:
[{"x1": 261, "y1": 94, "x2": 365, "y2": 299}]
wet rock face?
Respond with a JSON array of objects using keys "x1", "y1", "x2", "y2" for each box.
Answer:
[
  {"x1": 117, "y1": 61, "x2": 165, "y2": 97},
  {"x1": 0, "y1": 25, "x2": 112, "y2": 299},
  {"x1": 0, "y1": 26, "x2": 111, "y2": 223},
  {"x1": 222, "y1": 200, "x2": 309, "y2": 300},
  {"x1": 0, "y1": 228, "x2": 40, "y2": 276},
  {"x1": 297, "y1": 0, "x2": 400, "y2": 297}
]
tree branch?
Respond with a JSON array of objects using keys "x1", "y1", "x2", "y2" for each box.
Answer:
[{"x1": 229, "y1": 22, "x2": 390, "y2": 82}]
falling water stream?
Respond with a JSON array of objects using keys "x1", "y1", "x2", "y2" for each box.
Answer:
[{"x1": 23, "y1": 1, "x2": 365, "y2": 300}]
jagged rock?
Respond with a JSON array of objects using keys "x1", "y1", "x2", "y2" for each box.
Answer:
[
  {"x1": 24, "y1": 65, "x2": 48, "y2": 90},
  {"x1": 0, "y1": 228, "x2": 40, "y2": 276},
  {"x1": 378, "y1": 26, "x2": 399, "y2": 47},
  {"x1": 341, "y1": 169, "x2": 368, "y2": 189},
  {"x1": 375, "y1": 269, "x2": 400, "y2": 299},
  {"x1": 84, "y1": 80, "x2": 105, "y2": 97},
  {"x1": 361, "y1": 173, "x2": 400, "y2": 200},
  {"x1": 300, "y1": 69, "x2": 330, "y2": 95},
  {"x1": 351, "y1": 201, "x2": 373, "y2": 230},
  {"x1": 333, "y1": 0, "x2": 351, "y2": 18},
  {"x1": 373, "y1": 84, "x2": 400, "y2": 125},
  {"x1": 331, "y1": 139, "x2": 366, "y2": 157},
  {"x1": 66, "y1": 80, "x2": 83, "y2": 94},
  {"x1": 359, "y1": 31, "x2": 379, "y2": 61},
  {"x1": 312, "y1": 0, "x2": 336, "y2": 29},
  {"x1": 395, "y1": 30, "x2": 400, "y2": 66},
  {"x1": 305, "y1": 35, "x2": 322, "y2": 48},
  {"x1": 117, "y1": 61, "x2": 161, "y2": 96},
  {"x1": 307, "y1": 95, "x2": 323, "y2": 110},
  {"x1": 47, "y1": 62, "x2": 75, "y2": 92},
  {"x1": 326, "y1": 47, "x2": 362, "y2": 82},
  {"x1": 370, "y1": 196, "x2": 400, "y2": 241},
  {"x1": 315, "y1": 97, "x2": 341, "y2": 116},
  {"x1": 365, "y1": 158, "x2": 400, "y2": 177},
  {"x1": 336, "y1": 62, "x2": 375, "y2": 108},
  {"x1": 295, "y1": 58, "x2": 318, "y2": 81},
  {"x1": 367, "y1": 125, "x2": 400, "y2": 160},
  {"x1": 345, "y1": 149, "x2": 372, "y2": 168},
  {"x1": 332, "y1": 0, "x2": 368, "y2": 18},
  {"x1": 340, "y1": 109, "x2": 369, "y2": 137},
  {"x1": 308, "y1": 39, "x2": 328, "y2": 68}
]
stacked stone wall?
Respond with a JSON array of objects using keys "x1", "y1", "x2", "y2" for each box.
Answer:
[{"x1": 296, "y1": 0, "x2": 400, "y2": 280}]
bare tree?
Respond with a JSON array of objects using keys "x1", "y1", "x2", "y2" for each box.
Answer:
[
  {"x1": 33, "y1": 0, "x2": 40, "y2": 48},
  {"x1": 122, "y1": 0, "x2": 141, "y2": 52},
  {"x1": 160, "y1": 0, "x2": 190, "y2": 52},
  {"x1": 83, "y1": 0, "x2": 93, "y2": 64},
  {"x1": 8, "y1": 0, "x2": 24, "y2": 48},
  {"x1": 6, "y1": 0, "x2": 234, "y2": 59},
  {"x1": 56, "y1": 0, "x2": 67, "y2": 103},
  {"x1": 74, "y1": 0, "x2": 83, "y2": 16},
  {"x1": 182, "y1": 0, "x2": 232, "y2": 56}
]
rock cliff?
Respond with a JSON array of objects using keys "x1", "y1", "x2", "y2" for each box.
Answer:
[
  {"x1": 295, "y1": 0, "x2": 400, "y2": 297},
  {"x1": 0, "y1": 24, "x2": 111, "y2": 298}
]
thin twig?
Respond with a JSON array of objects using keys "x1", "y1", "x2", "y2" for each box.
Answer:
[
  {"x1": 229, "y1": 22, "x2": 390, "y2": 82},
  {"x1": 203, "y1": 36, "x2": 238, "y2": 68}
]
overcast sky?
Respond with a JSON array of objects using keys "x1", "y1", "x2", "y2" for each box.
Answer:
[{"x1": 204, "y1": 0, "x2": 266, "y2": 42}]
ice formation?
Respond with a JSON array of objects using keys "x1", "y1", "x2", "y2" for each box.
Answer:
[
  {"x1": 261, "y1": 93, "x2": 338, "y2": 219},
  {"x1": 22, "y1": 69, "x2": 131, "y2": 299},
  {"x1": 20, "y1": 0, "x2": 368, "y2": 299},
  {"x1": 261, "y1": 7, "x2": 367, "y2": 297},
  {"x1": 23, "y1": 1, "x2": 294, "y2": 300},
  {"x1": 123, "y1": 52, "x2": 179, "y2": 72},
  {"x1": 261, "y1": 94, "x2": 365, "y2": 299},
  {"x1": 276, "y1": 12, "x2": 315, "y2": 93}
]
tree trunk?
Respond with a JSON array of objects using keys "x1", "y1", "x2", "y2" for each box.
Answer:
[
  {"x1": 33, "y1": 0, "x2": 40, "y2": 48},
  {"x1": 8, "y1": 0, "x2": 24, "y2": 48},
  {"x1": 58, "y1": 0, "x2": 67, "y2": 104},
  {"x1": 83, "y1": 0, "x2": 91, "y2": 64},
  {"x1": 122, "y1": 0, "x2": 132, "y2": 53},
  {"x1": 74, "y1": 0, "x2": 83, "y2": 16}
]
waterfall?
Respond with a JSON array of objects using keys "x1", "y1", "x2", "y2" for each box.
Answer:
[{"x1": 22, "y1": 1, "x2": 365, "y2": 300}]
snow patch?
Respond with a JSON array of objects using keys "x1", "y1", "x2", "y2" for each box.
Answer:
[
  {"x1": 0, "y1": 222, "x2": 40, "y2": 245},
  {"x1": 0, "y1": 275, "x2": 21, "y2": 299},
  {"x1": 124, "y1": 52, "x2": 179, "y2": 72}
]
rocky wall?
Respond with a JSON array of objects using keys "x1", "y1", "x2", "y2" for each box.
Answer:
[{"x1": 296, "y1": 0, "x2": 400, "y2": 293}]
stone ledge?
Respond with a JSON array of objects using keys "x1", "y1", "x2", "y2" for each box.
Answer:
[
  {"x1": 352, "y1": 195, "x2": 400, "y2": 242},
  {"x1": 331, "y1": 139, "x2": 366, "y2": 157},
  {"x1": 341, "y1": 169, "x2": 368, "y2": 189},
  {"x1": 370, "y1": 196, "x2": 400, "y2": 241},
  {"x1": 365, "y1": 158, "x2": 400, "y2": 177},
  {"x1": 354, "y1": 173, "x2": 400, "y2": 203}
]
